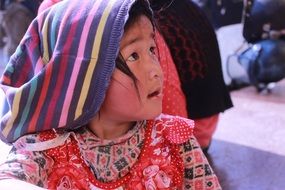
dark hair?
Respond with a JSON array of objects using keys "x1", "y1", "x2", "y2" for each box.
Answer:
[
  {"x1": 115, "y1": 0, "x2": 155, "y2": 99},
  {"x1": 124, "y1": 0, "x2": 155, "y2": 31}
]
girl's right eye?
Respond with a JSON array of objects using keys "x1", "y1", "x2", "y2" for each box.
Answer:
[{"x1": 127, "y1": 52, "x2": 139, "y2": 62}]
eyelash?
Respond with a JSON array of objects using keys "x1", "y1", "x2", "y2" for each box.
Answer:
[
  {"x1": 126, "y1": 44, "x2": 158, "y2": 63},
  {"x1": 132, "y1": 52, "x2": 139, "y2": 59},
  {"x1": 150, "y1": 46, "x2": 156, "y2": 55}
]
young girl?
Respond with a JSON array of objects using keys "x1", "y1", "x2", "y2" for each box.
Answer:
[{"x1": 0, "y1": 0, "x2": 222, "y2": 189}]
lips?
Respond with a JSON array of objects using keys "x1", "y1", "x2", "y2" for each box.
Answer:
[{"x1": 147, "y1": 87, "x2": 162, "y2": 98}]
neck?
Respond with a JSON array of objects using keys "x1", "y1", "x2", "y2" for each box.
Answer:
[{"x1": 88, "y1": 115, "x2": 135, "y2": 140}]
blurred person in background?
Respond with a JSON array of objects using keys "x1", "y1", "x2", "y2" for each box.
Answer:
[
  {"x1": 151, "y1": 0, "x2": 233, "y2": 153},
  {"x1": 0, "y1": 0, "x2": 42, "y2": 62}
]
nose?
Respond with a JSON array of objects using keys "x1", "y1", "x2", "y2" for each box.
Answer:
[{"x1": 147, "y1": 57, "x2": 163, "y2": 80}]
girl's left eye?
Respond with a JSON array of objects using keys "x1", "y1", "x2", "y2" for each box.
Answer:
[
  {"x1": 127, "y1": 52, "x2": 139, "y2": 61},
  {"x1": 150, "y1": 46, "x2": 157, "y2": 55}
]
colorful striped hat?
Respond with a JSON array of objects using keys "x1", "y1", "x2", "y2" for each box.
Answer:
[{"x1": 0, "y1": 0, "x2": 136, "y2": 143}]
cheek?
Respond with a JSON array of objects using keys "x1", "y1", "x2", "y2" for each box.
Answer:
[{"x1": 104, "y1": 76, "x2": 141, "y2": 111}]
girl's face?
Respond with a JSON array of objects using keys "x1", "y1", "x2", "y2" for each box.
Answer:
[{"x1": 100, "y1": 15, "x2": 163, "y2": 122}]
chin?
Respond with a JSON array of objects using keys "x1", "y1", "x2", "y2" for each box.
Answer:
[{"x1": 146, "y1": 109, "x2": 162, "y2": 120}]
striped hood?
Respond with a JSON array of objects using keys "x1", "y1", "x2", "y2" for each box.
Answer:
[{"x1": 0, "y1": 0, "x2": 135, "y2": 143}]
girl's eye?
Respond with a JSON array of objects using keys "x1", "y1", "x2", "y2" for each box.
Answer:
[
  {"x1": 127, "y1": 52, "x2": 139, "y2": 61},
  {"x1": 150, "y1": 46, "x2": 157, "y2": 55}
]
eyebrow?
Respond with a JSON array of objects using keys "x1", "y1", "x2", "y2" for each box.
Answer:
[{"x1": 121, "y1": 32, "x2": 155, "y2": 50}]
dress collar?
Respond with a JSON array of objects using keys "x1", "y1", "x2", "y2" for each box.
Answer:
[{"x1": 76, "y1": 120, "x2": 146, "y2": 147}]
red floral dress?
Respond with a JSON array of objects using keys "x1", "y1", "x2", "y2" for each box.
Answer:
[{"x1": 0, "y1": 114, "x2": 221, "y2": 190}]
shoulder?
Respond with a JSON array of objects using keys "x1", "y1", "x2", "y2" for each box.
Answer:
[
  {"x1": 13, "y1": 129, "x2": 73, "y2": 151},
  {"x1": 149, "y1": 114, "x2": 194, "y2": 144}
]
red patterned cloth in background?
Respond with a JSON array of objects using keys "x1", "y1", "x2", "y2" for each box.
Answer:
[
  {"x1": 156, "y1": 31, "x2": 219, "y2": 148},
  {"x1": 156, "y1": 32, "x2": 188, "y2": 118}
]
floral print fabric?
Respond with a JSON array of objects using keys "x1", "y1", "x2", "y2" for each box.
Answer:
[{"x1": 0, "y1": 114, "x2": 221, "y2": 189}]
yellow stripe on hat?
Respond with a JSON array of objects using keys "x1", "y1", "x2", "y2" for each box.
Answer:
[
  {"x1": 42, "y1": 13, "x2": 51, "y2": 64},
  {"x1": 2, "y1": 89, "x2": 23, "y2": 137},
  {"x1": 75, "y1": 0, "x2": 116, "y2": 119}
]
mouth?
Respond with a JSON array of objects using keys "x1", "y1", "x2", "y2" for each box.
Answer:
[{"x1": 147, "y1": 88, "x2": 162, "y2": 99}]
